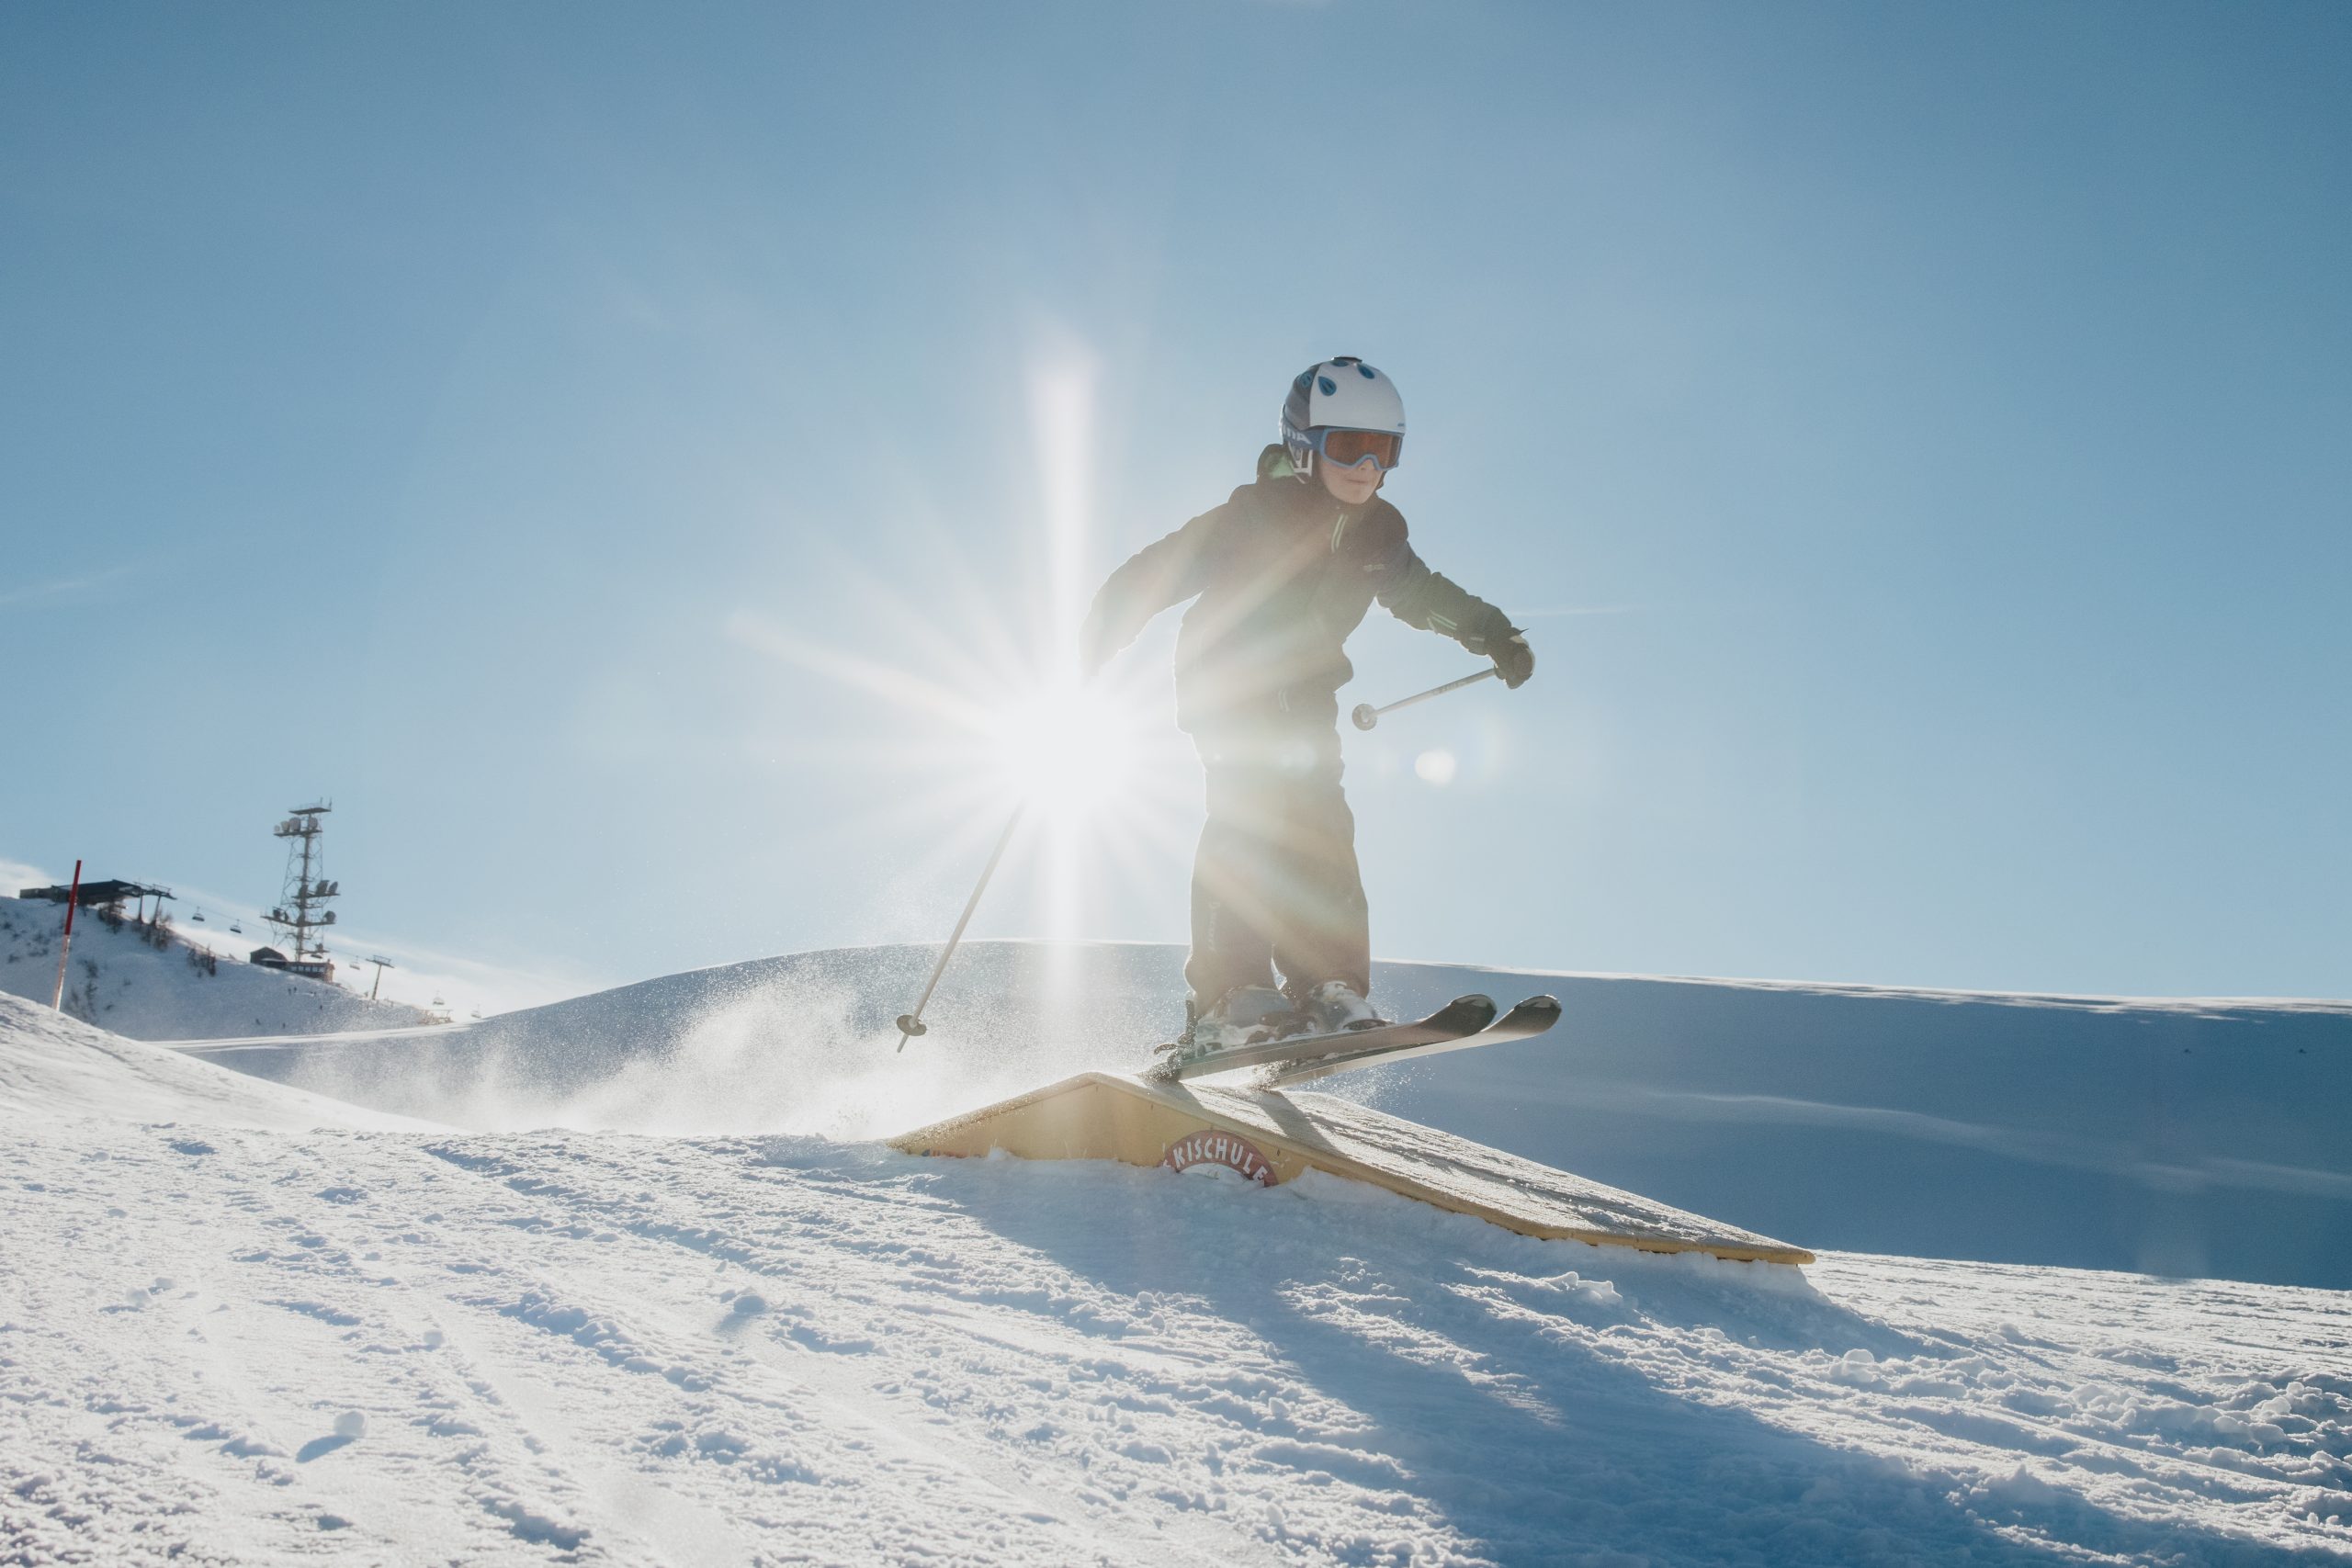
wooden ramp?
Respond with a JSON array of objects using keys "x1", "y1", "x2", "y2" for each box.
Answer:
[{"x1": 891, "y1": 1071, "x2": 1813, "y2": 1267}]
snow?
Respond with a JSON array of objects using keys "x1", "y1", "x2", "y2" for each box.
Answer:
[
  {"x1": 0, "y1": 992, "x2": 429, "y2": 1134},
  {"x1": 0, "y1": 894, "x2": 431, "y2": 1041},
  {"x1": 181, "y1": 940, "x2": 2352, "y2": 1289},
  {"x1": 4, "y1": 942, "x2": 2348, "y2": 1562}
]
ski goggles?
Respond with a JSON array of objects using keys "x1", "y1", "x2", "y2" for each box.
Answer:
[{"x1": 1307, "y1": 427, "x2": 1404, "y2": 471}]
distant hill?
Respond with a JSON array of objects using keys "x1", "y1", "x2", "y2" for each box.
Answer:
[
  {"x1": 0, "y1": 893, "x2": 432, "y2": 1041},
  {"x1": 179, "y1": 938, "x2": 2352, "y2": 1290}
]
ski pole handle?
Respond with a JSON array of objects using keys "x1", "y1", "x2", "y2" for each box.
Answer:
[{"x1": 1351, "y1": 668, "x2": 1499, "y2": 731}]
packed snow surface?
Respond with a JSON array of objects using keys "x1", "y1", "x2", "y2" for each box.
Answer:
[
  {"x1": 184, "y1": 941, "x2": 2352, "y2": 1290},
  {"x1": 5, "y1": 979, "x2": 2350, "y2": 1562},
  {"x1": 0, "y1": 893, "x2": 428, "y2": 1041},
  {"x1": 0, "y1": 991, "x2": 428, "y2": 1134},
  {"x1": 2, "y1": 988, "x2": 2347, "y2": 1563}
]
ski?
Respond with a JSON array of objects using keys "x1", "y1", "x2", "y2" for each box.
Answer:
[
  {"x1": 1256, "y1": 994, "x2": 1563, "y2": 1088},
  {"x1": 1142, "y1": 994, "x2": 1498, "y2": 1084}
]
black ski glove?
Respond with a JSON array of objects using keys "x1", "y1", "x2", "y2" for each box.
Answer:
[{"x1": 1488, "y1": 629, "x2": 1534, "y2": 689}]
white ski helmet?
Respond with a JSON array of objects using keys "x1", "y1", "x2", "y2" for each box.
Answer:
[{"x1": 1280, "y1": 356, "x2": 1406, "y2": 476}]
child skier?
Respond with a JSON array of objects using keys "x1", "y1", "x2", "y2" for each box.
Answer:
[{"x1": 1079, "y1": 357, "x2": 1533, "y2": 1056}]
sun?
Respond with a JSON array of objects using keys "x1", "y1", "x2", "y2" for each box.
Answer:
[
  {"x1": 988, "y1": 679, "x2": 1144, "y2": 818},
  {"x1": 719, "y1": 342, "x2": 1209, "y2": 987}
]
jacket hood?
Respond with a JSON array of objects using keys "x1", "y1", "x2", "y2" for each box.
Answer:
[{"x1": 1256, "y1": 443, "x2": 1300, "y2": 483}]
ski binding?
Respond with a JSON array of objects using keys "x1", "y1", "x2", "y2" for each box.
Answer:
[
  {"x1": 1144, "y1": 994, "x2": 1499, "y2": 1084},
  {"x1": 1257, "y1": 994, "x2": 1562, "y2": 1087}
]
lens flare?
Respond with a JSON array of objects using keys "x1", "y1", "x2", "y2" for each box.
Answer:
[
  {"x1": 722, "y1": 333, "x2": 1206, "y2": 998},
  {"x1": 990, "y1": 681, "x2": 1142, "y2": 818}
]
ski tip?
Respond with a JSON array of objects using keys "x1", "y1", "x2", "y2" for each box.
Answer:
[
  {"x1": 1443, "y1": 993, "x2": 1499, "y2": 1024},
  {"x1": 1486, "y1": 995, "x2": 1562, "y2": 1041}
]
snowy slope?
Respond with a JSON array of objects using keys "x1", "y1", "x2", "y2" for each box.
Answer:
[
  {"x1": 180, "y1": 941, "x2": 2352, "y2": 1290},
  {"x1": 0, "y1": 992, "x2": 430, "y2": 1133},
  {"x1": 0, "y1": 894, "x2": 432, "y2": 1041},
  {"x1": 4, "y1": 993, "x2": 2348, "y2": 1564}
]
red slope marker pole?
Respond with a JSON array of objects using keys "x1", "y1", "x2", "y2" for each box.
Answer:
[{"x1": 50, "y1": 858, "x2": 82, "y2": 1011}]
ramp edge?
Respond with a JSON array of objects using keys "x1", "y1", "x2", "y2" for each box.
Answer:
[{"x1": 890, "y1": 1071, "x2": 1813, "y2": 1267}]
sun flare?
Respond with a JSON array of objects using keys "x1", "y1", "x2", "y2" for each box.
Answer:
[
  {"x1": 989, "y1": 680, "x2": 1144, "y2": 818},
  {"x1": 723, "y1": 342, "x2": 1209, "y2": 970}
]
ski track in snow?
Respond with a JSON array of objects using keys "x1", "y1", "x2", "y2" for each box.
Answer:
[
  {"x1": 6, "y1": 986, "x2": 2352, "y2": 1563},
  {"x1": 6, "y1": 1122, "x2": 2350, "y2": 1560}
]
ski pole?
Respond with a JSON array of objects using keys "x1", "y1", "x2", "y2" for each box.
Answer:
[
  {"x1": 896, "y1": 803, "x2": 1025, "y2": 1051},
  {"x1": 1351, "y1": 668, "x2": 1498, "y2": 731}
]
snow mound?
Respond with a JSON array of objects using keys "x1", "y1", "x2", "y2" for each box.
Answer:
[
  {"x1": 0, "y1": 893, "x2": 431, "y2": 1041},
  {"x1": 6, "y1": 952, "x2": 2347, "y2": 1562},
  {"x1": 182, "y1": 941, "x2": 2352, "y2": 1289},
  {"x1": 0, "y1": 992, "x2": 430, "y2": 1133},
  {"x1": 4, "y1": 1100, "x2": 2346, "y2": 1565}
]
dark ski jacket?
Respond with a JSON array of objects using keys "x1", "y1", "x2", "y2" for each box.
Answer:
[{"x1": 1081, "y1": 445, "x2": 1516, "y2": 733}]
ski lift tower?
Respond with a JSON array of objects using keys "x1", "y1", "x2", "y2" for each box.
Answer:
[{"x1": 266, "y1": 803, "x2": 339, "y2": 974}]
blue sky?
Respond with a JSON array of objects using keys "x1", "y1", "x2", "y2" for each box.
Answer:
[{"x1": 4, "y1": 1, "x2": 2347, "y2": 1009}]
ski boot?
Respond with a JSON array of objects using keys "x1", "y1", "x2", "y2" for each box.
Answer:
[
  {"x1": 1295, "y1": 980, "x2": 1388, "y2": 1036},
  {"x1": 1156, "y1": 985, "x2": 1303, "y2": 1067}
]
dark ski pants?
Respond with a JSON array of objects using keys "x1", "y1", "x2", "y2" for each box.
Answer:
[{"x1": 1185, "y1": 710, "x2": 1371, "y2": 1009}]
